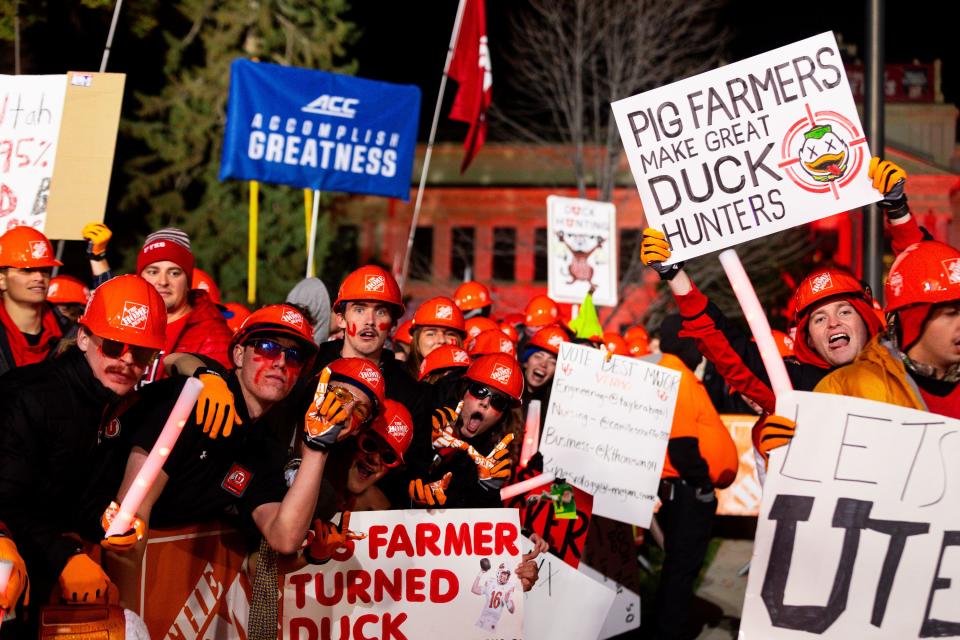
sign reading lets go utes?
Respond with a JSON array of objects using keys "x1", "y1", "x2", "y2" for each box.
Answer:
[{"x1": 611, "y1": 32, "x2": 880, "y2": 263}]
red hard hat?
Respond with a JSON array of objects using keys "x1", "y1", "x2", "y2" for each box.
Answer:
[
  {"x1": 502, "y1": 312, "x2": 525, "y2": 328},
  {"x1": 454, "y1": 281, "x2": 492, "y2": 311},
  {"x1": 525, "y1": 295, "x2": 560, "y2": 327},
  {"x1": 413, "y1": 296, "x2": 465, "y2": 334},
  {"x1": 468, "y1": 328, "x2": 517, "y2": 357},
  {"x1": 465, "y1": 353, "x2": 524, "y2": 403},
  {"x1": 231, "y1": 304, "x2": 316, "y2": 352},
  {"x1": 627, "y1": 334, "x2": 651, "y2": 358},
  {"x1": 465, "y1": 316, "x2": 499, "y2": 340},
  {"x1": 418, "y1": 344, "x2": 472, "y2": 381},
  {"x1": 0, "y1": 226, "x2": 62, "y2": 268},
  {"x1": 624, "y1": 325, "x2": 649, "y2": 344},
  {"x1": 770, "y1": 329, "x2": 795, "y2": 358},
  {"x1": 78, "y1": 275, "x2": 167, "y2": 350},
  {"x1": 602, "y1": 332, "x2": 628, "y2": 356},
  {"x1": 885, "y1": 241, "x2": 960, "y2": 313},
  {"x1": 527, "y1": 324, "x2": 567, "y2": 356},
  {"x1": 191, "y1": 268, "x2": 221, "y2": 304},
  {"x1": 47, "y1": 275, "x2": 90, "y2": 305},
  {"x1": 393, "y1": 319, "x2": 414, "y2": 346},
  {"x1": 371, "y1": 399, "x2": 414, "y2": 461},
  {"x1": 327, "y1": 357, "x2": 387, "y2": 410},
  {"x1": 333, "y1": 265, "x2": 403, "y2": 314},
  {"x1": 499, "y1": 322, "x2": 520, "y2": 344},
  {"x1": 223, "y1": 302, "x2": 251, "y2": 334}
]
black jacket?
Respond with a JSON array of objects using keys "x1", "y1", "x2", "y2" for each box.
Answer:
[
  {"x1": 0, "y1": 348, "x2": 129, "y2": 597},
  {"x1": 0, "y1": 303, "x2": 74, "y2": 379}
]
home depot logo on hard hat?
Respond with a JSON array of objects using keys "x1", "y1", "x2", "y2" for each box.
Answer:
[
  {"x1": 500, "y1": 339, "x2": 513, "y2": 354},
  {"x1": 809, "y1": 272, "x2": 834, "y2": 294},
  {"x1": 364, "y1": 274, "x2": 386, "y2": 293},
  {"x1": 29, "y1": 241, "x2": 49, "y2": 259},
  {"x1": 490, "y1": 364, "x2": 512, "y2": 384},
  {"x1": 48, "y1": 282, "x2": 60, "y2": 296},
  {"x1": 387, "y1": 415, "x2": 409, "y2": 442},
  {"x1": 281, "y1": 308, "x2": 304, "y2": 328},
  {"x1": 453, "y1": 349, "x2": 470, "y2": 363},
  {"x1": 435, "y1": 304, "x2": 454, "y2": 320},
  {"x1": 121, "y1": 301, "x2": 149, "y2": 330},
  {"x1": 358, "y1": 364, "x2": 382, "y2": 386},
  {"x1": 548, "y1": 334, "x2": 563, "y2": 348},
  {"x1": 942, "y1": 259, "x2": 960, "y2": 285}
]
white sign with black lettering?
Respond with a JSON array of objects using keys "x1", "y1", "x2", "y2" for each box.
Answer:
[
  {"x1": 741, "y1": 391, "x2": 960, "y2": 638},
  {"x1": 547, "y1": 195, "x2": 618, "y2": 306},
  {"x1": 611, "y1": 32, "x2": 879, "y2": 263},
  {"x1": 539, "y1": 342, "x2": 680, "y2": 527}
]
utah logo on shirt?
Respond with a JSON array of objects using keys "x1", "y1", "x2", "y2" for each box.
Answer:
[{"x1": 222, "y1": 463, "x2": 253, "y2": 497}]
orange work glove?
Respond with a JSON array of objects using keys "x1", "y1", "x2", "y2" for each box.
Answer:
[
  {"x1": 99, "y1": 501, "x2": 146, "y2": 552},
  {"x1": 59, "y1": 554, "x2": 110, "y2": 604},
  {"x1": 431, "y1": 403, "x2": 469, "y2": 451},
  {"x1": 304, "y1": 368, "x2": 352, "y2": 451},
  {"x1": 474, "y1": 434, "x2": 515, "y2": 490},
  {"x1": 0, "y1": 529, "x2": 29, "y2": 610},
  {"x1": 409, "y1": 472, "x2": 453, "y2": 507},
  {"x1": 757, "y1": 414, "x2": 797, "y2": 462},
  {"x1": 305, "y1": 512, "x2": 366, "y2": 564},
  {"x1": 195, "y1": 371, "x2": 242, "y2": 439}
]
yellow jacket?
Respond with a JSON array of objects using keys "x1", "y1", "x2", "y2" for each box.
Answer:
[{"x1": 813, "y1": 334, "x2": 925, "y2": 411}]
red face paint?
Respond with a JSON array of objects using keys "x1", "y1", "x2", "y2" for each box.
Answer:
[
  {"x1": 377, "y1": 321, "x2": 392, "y2": 332},
  {"x1": 251, "y1": 355, "x2": 273, "y2": 385},
  {"x1": 347, "y1": 323, "x2": 358, "y2": 337}
]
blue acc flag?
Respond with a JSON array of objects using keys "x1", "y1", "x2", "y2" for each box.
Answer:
[{"x1": 220, "y1": 59, "x2": 421, "y2": 200}]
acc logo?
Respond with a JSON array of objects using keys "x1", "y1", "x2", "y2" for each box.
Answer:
[
  {"x1": 222, "y1": 463, "x2": 253, "y2": 497},
  {"x1": 778, "y1": 106, "x2": 868, "y2": 199},
  {"x1": 943, "y1": 259, "x2": 960, "y2": 285},
  {"x1": 358, "y1": 365, "x2": 382, "y2": 386},
  {"x1": 453, "y1": 348, "x2": 470, "y2": 363},
  {"x1": 302, "y1": 94, "x2": 359, "y2": 119},
  {"x1": 387, "y1": 416, "x2": 409, "y2": 442},
  {"x1": 104, "y1": 418, "x2": 121, "y2": 439},
  {"x1": 364, "y1": 274, "x2": 386, "y2": 293},
  {"x1": 29, "y1": 240, "x2": 49, "y2": 259},
  {"x1": 281, "y1": 308, "x2": 304, "y2": 328},
  {"x1": 809, "y1": 272, "x2": 834, "y2": 294},
  {"x1": 121, "y1": 301, "x2": 150, "y2": 330},
  {"x1": 490, "y1": 364, "x2": 512, "y2": 384},
  {"x1": 435, "y1": 304, "x2": 454, "y2": 320}
]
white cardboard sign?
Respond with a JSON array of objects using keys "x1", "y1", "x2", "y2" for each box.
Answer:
[
  {"x1": 0, "y1": 75, "x2": 66, "y2": 232},
  {"x1": 539, "y1": 342, "x2": 681, "y2": 527},
  {"x1": 547, "y1": 195, "x2": 618, "y2": 306},
  {"x1": 282, "y1": 509, "x2": 524, "y2": 640},
  {"x1": 740, "y1": 391, "x2": 960, "y2": 638},
  {"x1": 612, "y1": 32, "x2": 880, "y2": 263}
]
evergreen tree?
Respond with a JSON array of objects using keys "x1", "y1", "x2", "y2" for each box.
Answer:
[{"x1": 120, "y1": 0, "x2": 358, "y2": 304}]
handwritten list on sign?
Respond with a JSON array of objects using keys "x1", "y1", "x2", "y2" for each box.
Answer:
[{"x1": 539, "y1": 343, "x2": 680, "y2": 527}]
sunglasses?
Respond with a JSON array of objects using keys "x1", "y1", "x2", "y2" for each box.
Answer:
[
  {"x1": 467, "y1": 382, "x2": 512, "y2": 412},
  {"x1": 93, "y1": 335, "x2": 158, "y2": 367},
  {"x1": 328, "y1": 384, "x2": 373, "y2": 424},
  {"x1": 357, "y1": 431, "x2": 401, "y2": 468},
  {"x1": 248, "y1": 339, "x2": 308, "y2": 367}
]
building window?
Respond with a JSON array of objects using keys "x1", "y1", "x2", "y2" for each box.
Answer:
[
  {"x1": 619, "y1": 229, "x2": 643, "y2": 281},
  {"x1": 534, "y1": 227, "x2": 548, "y2": 282},
  {"x1": 410, "y1": 226, "x2": 433, "y2": 281},
  {"x1": 493, "y1": 227, "x2": 516, "y2": 281},
  {"x1": 451, "y1": 227, "x2": 475, "y2": 280}
]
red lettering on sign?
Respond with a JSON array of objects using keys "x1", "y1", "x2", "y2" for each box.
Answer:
[
  {"x1": 416, "y1": 522, "x2": 441, "y2": 556},
  {"x1": 405, "y1": 568, "x2": 427, "y2": 602},
  {"x1": 289, "y1": 617, "x2": 317, "y2": 640},
  {"x1": 315, "y1": 572, "x2": 343, "y2": 606},
  {"x1": 382, "y1": 613, "x2": 408, "y2": 640},
  {"x1": 444, "y1": 523, "x2": 472, "y2": 555},
  {"x1": 373, "y1": 568, "x2": 403, "y2": 601},
  {"x1": 290, "y1": 573, "x2": 311, "y2": 609},
  {"x1": 387, "y1": 525, "x2": 413, "y2": 558},
  {"x1": 430, "y1": 569, "x2": 458, "y2": 604},
  {"x1": 495, "y1": 522, "x2": 520, "y2": 556},
  {"x1": 368, "y1": 525, "x2": 388, "y2": 559},
  {"x1": 346, "y1": 569, "x2": 371, "y2": 604},
  {"x1": 474, "y1": 521, "x2": 493, "y2": 555},
  {"x1": 355, "y1": 613, "x2": 377, "y2": 640}
]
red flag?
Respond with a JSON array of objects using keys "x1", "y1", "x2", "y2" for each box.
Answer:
[{"x1": 448, "y1": 0, "x2": 491, "y2": 173}]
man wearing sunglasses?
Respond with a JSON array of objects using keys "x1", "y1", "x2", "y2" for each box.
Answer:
[
  {"x1": 0, "y1": 275, "x2": 166, "y2": 628},
  {"x1": 411, "y1": 353, "x2": 524, "y2": 509}
]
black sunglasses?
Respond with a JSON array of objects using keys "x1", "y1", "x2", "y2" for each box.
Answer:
[
  {"x1": 248, "y1": 338, "x2": 308, "y2": 367},
  {"x1": 95, "y1": 336, "x2": 158, "y2": 368},
  {"x1": 357, "y1": 431, "x2": 401, "y2": 468},
  {"x1": 467, "y1": 382, "x2": 512, "y2": 412}
]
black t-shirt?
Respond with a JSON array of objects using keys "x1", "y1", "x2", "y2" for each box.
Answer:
[{"x1": 121, "y1": 374, "x2": 289, "y2": 528}]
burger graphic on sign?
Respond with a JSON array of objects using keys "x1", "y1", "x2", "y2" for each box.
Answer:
[{"x1": 798, "y1": 125, "x2": 849, "y2": 183}]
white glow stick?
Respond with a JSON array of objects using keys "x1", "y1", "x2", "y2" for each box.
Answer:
[
  {"x1": 519, "y1": 400, "x2": 541, "y2": 469},
  {"x1": 718, "y1": 249, "x2": 794, "y2": 397},
  {"x1": 105, "y1": 377, "x2": 204, "y2": 537},
  {"x1": 500, "y1": 472, "x2": 556, "y2": 501},
  {"x1": 0, "y1": 559, "x2": 12, "y2": 624}
]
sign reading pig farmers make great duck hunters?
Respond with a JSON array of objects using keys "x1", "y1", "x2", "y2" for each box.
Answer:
[{"x1": 612, "y1": 32, "x2": 880, "y2": 263}]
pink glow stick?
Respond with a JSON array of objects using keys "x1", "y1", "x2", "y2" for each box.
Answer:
[
  {"x1": 718, "y1": 249, "x2": 794, "y2": 397},
  {"x1": 519, "y1": 400, "x2": 541, "y2": 469},
  {"x1": 0, "y1": 559, "x2": 12, "y2": 626},
  {"x1": 105, "y1": 377, "x2": 204, "y2": 537},
  {"x1": 500, "y1": 472, "x2": 556, "y2": 501}
]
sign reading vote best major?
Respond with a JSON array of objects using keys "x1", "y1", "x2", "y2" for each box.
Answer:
[
  {"x1": 741, "y1": 391, "x2": 960, "y2": 638},
  {"x1": 611, "y1": 32, "x2": 880, "y2": 263},
  {"x1": 539, "y1": 342, "x2": 680, "y2": 528},
  {"x1": 220, "y1": 59, "x2": 421, "y2": 200}
]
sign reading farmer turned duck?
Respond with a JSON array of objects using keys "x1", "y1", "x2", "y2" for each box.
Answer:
[
  {"x1": 219, "y1": 59, "x2": 421, "y2": 200},
  {"x1": 611, "y1": 32, "x2": 880, "y2": 263}
]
